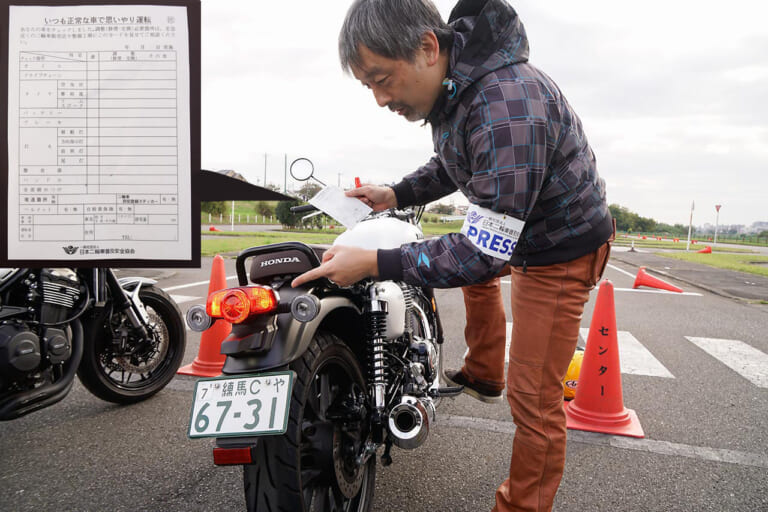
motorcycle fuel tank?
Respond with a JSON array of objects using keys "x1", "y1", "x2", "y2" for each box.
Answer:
[{"x1": 333, "y1": 217, "x2": 421, "y2": 250}]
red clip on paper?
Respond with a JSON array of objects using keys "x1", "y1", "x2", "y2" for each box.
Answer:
[{"x1": 354, "y1": 177, "x2": 362, "y2": 188}]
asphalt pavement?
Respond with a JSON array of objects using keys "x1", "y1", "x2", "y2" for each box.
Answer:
[
  {"x1": 2, "y1": 244, "x2": 766, "y2": 511},
  {"x1": 610, "y1": 248, "x2": 768, "y2": 302}
]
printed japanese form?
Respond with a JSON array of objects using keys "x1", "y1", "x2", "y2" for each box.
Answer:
[
  {"x1": 6, "y1": 5, "x2": 192, "y2": 261},
  {"x1": 308, "y1": 186, "x2": 372, "y2": 228}
]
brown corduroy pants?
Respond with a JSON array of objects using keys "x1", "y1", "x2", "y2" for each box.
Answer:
[{"x1": 461, "y1": 243, "x2": 611, "y2": 512}]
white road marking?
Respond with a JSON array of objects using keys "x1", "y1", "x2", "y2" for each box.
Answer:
[
  {"x1": 581, "y1": 328, "x2": 675, "y2": 378},
  {"x1": 505, "y1": 322, "x2": 512, "y2": 363},
  {"x1": 440, "y1": 415, "x2": 768, "y2": 469},
  {"x1": 500, "y1": 263, "x2": 640, "y2": 281},
  {"x1": 606, "y1": 263, "x2": 636, "y2": 279},
  {"x1": 483, "y1": 324, "x2": 676, "y2": 378},
  {"x1": 685, "y1": 337, "x2": 768, "y2": 388},
  {"x1": 170, "y1": 294, "x2": 200, "y2": 304},
  {"x1": 613, "y1": 287, "x2": 701, "y2": 296}
]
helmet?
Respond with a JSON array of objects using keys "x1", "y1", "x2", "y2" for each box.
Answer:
[{"x1": 562, "y1": 348, "x2": 584, "y2": 400}]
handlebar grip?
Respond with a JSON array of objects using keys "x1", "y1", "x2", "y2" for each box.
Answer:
[{"x1": 290, "y1": 204, "x2": 317, "y2": 213}]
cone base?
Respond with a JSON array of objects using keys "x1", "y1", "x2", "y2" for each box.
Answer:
[
  {"x1": 564, "y1": 401, "x2": 644, "y2": 438},
  {"x1": 177, "y1": 358, "x2": 224, "y2": 378}
]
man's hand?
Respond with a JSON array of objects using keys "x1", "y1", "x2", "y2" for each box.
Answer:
[
  {"x1": 291, "y1": 245, "x2": 379, "y2": 288},
  {"x1": 345, "y1": 184, "x2": 397, "y2": 211}
]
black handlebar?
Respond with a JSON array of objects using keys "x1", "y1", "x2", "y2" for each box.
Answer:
[{"x1": 290, "y1": 204, "x2": 318, "y2": 213}]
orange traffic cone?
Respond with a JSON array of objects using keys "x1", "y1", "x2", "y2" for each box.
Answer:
[
  {"x1": 565, "y1": 280, "x2": 644, "y2": 437},
  {"x1": 632, "y1": 266, "x2": 683, "y2": 293},
  {"x1": 209, "y1": 226, "x2": 220, "y2": 231},
  {"x1": 697, "y1": 246, "x2": 712, "y2": 254},
  {"x1": 178, "y1": 255, "x2": 231, "y2": 377}
]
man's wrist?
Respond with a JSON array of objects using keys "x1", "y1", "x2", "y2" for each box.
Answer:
[
  {"x1": 377, "y1": 248, "x2": 403, "y2": 281},
  {"x1": 368, "y1": 249, "x2": 380, "y2": 278},
  {"x1": 391, "y1": 180, "x2": 415, "y2": 208},
  {"x1": 386, "y1": 187, "x2": 398, "y2": 209}
]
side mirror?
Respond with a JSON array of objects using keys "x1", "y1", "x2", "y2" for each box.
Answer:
[
  {"x1": 289, "y1": 158, "x2": 315, "y2": 181},
  {"x1": 289, "y1": 157, "x2": 326, "y2": 186}
]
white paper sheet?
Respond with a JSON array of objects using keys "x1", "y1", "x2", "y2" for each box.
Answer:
[
  {"x1": 7, "y1": 5, "x2": 191, "y2": 261},
  {"x1": 308, "y1": 186, "x2": 372, "y2": 228}
]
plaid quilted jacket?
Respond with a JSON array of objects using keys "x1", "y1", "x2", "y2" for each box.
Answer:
[{"x1": 378, "y1": 0, "x2": 612, "y2": 287}]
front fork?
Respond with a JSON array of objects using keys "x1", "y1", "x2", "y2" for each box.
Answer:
[{"x1": 87, "y1": 268, "x2": 153, "y2": 338}]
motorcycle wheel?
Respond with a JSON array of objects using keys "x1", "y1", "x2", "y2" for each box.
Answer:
[
  {"x1": 244, "y1": 332, "x2": 375, "y2": 512},
  {"x1": 77, "y1": 285, "x2": 186, "y2": 404}
]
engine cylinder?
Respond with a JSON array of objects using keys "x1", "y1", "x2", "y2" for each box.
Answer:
[{"x1": 387, "y1": 396, "x2": 435, "y2": 450}]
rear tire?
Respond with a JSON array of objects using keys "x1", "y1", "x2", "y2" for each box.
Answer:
[{"x1": 244, "y1": 332, "x2": 375, "y2": 512}]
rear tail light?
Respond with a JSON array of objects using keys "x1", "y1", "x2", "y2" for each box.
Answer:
[{"x1": 206, "y1": 286, "x2": 278, "y2": 323}]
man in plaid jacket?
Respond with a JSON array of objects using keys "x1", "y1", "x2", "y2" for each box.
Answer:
[{"x1": 294, "y1": 0, "x2": 613, "y2": 509}]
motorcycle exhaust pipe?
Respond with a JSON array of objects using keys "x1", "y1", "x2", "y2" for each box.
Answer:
[{"x1": 387, "y1": 396, "x2": 435, "y2": 450}]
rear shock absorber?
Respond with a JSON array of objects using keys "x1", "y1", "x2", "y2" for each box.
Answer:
[{"x1": 365, "y1": 285, "x2": 389, "y2": 441}]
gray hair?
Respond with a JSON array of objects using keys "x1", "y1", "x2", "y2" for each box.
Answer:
[{"x1": 339, "y1": 0, "x2": 453, "y2": 73}]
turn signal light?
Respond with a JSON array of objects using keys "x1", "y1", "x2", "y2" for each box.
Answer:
[{"x1": 206, "y1": 286, "x2": 278, "y2": 323}]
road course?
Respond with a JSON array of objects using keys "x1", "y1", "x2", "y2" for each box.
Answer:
[{"x1": 1, "y1": 247, "x2": 766, "y2": 511}]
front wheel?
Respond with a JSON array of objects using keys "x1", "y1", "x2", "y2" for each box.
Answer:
[
  {"x1": 244, "y1": 332, "x2": 375, "y2": 512},
  {"x1": 77, "y1": 285, "x2": 186, "y2": 404}
]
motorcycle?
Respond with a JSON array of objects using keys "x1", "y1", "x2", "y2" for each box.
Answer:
[
  {"x1": 0, "y1": 267, "x2": 186, "y2": 420},
  {"x1": 186, "y1": 164, "x2": 461, "y2": 511}
]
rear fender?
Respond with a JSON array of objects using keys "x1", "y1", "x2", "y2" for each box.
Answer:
[{"x1": 221, "y1": 291, "x2": 362, "y2": 374}]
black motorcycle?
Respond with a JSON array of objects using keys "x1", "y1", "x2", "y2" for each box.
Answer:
[
  {"x1": 0, "y1": 267, "x2": 186, "y2": 420},
  {"x1": 186, "y1": 165, "x2": 460, "y2": 511}
]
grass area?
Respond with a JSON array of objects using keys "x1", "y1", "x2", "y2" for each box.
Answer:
[
  {"x1": 201, "y1": 231, "x2": 338, "y2": 256},
  {"x1": 200, "y1": 225, "x2": 768, "y2": 280},
  {"x1": 654, "y1": 251, "x2": 768, "y2": 278},
  {"x1": 202, "y1": 227, "x2": 345, "y2": 237},
  {"x1": 421, "y1": 220, "x2": 463, "y2": 236}
]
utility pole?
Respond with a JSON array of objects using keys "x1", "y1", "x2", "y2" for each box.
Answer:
[
  {"x1": 686, "y1": 200, "x2": 695, "y2": 251},
  {"x1": 284, "y1": 154, "x2": 287, "y2": 193},
  {"x1": 264, "y1": 153, "x2": 267, "y2": 189},
  {"x1": 338, "y1": 172, "x2": 343, "y2": 187},
  {"x1": 714, "y1": 204, "x2": 722, "y2": 247}
]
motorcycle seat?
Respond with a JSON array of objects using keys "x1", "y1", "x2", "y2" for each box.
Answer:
[{"x1": 249, "y1": 246, "x2": 329, "y2": 283}]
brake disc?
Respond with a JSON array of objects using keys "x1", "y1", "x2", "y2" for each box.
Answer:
[{"x1": 106, "y1": 311, "x2": 168, "y2": 374}]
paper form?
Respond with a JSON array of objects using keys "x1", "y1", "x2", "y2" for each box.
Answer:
[
  {"x1": 308, "y1": 186, "x2": 372, "y2": 228},
  {"x1": 7, "y1": 5, "x2": 191, "y2": 261}
]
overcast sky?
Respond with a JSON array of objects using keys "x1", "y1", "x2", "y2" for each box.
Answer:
[{"x1": 200, "y1": 0, "x2": 767, "y2": 228}]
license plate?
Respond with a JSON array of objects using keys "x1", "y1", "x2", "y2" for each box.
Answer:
[{"x1": 188, "y1": 371, "x2": 295, "y2": 438}]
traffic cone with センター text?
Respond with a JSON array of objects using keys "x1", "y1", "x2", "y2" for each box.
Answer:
[
  {"x1": 565, "y1": 280, "x2": 644, "y2": 437},
  {"x1": 632, "y1": 266, "x2": 683, "y2": 293},
  {"x1": 177, "y1": 255, "x2": 231, "y2": 377}
]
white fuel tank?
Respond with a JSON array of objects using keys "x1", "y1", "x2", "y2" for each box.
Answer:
[{"x1": 333, "y1": 217, "x2": 422, "y2": 250}]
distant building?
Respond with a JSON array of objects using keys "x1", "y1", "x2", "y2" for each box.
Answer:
[{"x1": 748, "y1": 221, "x2": 768, "y2": 234}]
